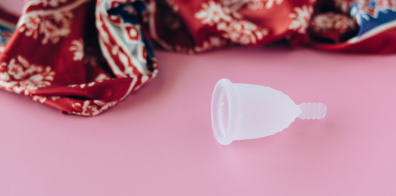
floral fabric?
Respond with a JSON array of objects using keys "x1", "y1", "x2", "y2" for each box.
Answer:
[{"x1": 0, "y1": 0, "x2": 396, "y2": 116}]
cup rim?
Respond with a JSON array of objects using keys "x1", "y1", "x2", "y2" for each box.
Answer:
[{"x1": 211, "y1": 78, "x2": 239, "y2": 145}]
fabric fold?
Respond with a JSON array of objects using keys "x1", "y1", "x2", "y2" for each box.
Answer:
[{"x1": 0, "y1": 0, "x2": 157, "y2": 116}]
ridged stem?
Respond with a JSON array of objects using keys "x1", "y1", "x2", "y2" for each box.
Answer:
[{"x1": 298, "y1": 103, "x2": 326, "y2": 120}]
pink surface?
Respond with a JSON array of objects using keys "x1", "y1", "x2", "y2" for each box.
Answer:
[
  {"x1": 1, "y1": 46, "x2": 396, "y2": 195},
  {"x1": 0, "y1": 0, "x2": 23, "y2": 16}
]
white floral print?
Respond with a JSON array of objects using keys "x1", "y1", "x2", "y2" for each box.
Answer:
[
  {"x1": 28, "y1": 0, "x2": 68, "y2": 8},
  {"x1": 193, "y1": 36, "x2": 228, "y2": 53},
  {"x1": 18, "y1": 0, "x2": 89, "y2": 44},
  {"x1": 20, "y1": 15, "x2": 41, "y2": 40},
  {"x1": 310, "y1": 14, "x2": 356, "y2": 33},
  {"x1": 0, "y1": 55, "x2": 55, "y2": 95},
  {"x1": 71, "y1": 100, "x2": 118, "y2": 116},
  {"x1": 7, "y1": 59, "x2": 25, "y2": 79},
  {"x1": 289, "y1": 5, "x2": 313, "y2": 34},
  {"x1": 19, "y1": 12, "x2": 73, "y2": 44},
  {"x1": 34, "y1": 96, "x2": 59, "y2": 103},
  {"x1": 221, "y1": 0, "x2": 283, "y2": 10},
  {"x1": 94, "y1": 73, "x2": 111, "y2": 82},
  {"x1": 32, "y1": 95, "x2": 47, "y2": 103},
  {"x1": 50, "y1": 96, "x2": 60, "y2": 101},
  {"x1": 81, "y1": 101, "x2": 100, "y2": 116},
  {"x1": 219, "y1": 20, "x2": 268, "y2": 44},
  {"x1": 69, "y1": 39, "x2": 84, "y2": 61},
  {"x1": 195, "y1": 1, "x2": 232, "y2": 25},
  {"x1": 195, "y1": 1, "x2": 269, "y2": 45}
]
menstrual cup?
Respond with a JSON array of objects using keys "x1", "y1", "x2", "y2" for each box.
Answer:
[{"x1": 211, "y1": 79, "x2": 326, "y2": 145}]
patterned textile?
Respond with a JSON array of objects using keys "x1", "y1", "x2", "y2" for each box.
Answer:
[{"x1": 0, "y1": 0, "x2": 395, "y2": 116}]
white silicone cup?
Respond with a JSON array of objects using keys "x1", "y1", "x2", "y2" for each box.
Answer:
[{"x1": 211, "y1": 79, "x2": 326, "y2": 145}]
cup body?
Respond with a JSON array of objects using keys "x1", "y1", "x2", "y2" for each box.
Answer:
[{"x1": 211, "y1": 79, "x2": 301, "y2": 145}]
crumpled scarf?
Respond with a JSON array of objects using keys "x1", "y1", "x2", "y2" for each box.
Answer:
[{"x1": 0, "y1": 0, "x2": 395, "y2": 116}]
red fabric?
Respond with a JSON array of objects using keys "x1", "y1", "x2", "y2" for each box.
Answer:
[
  {"x1": 148, "y1": 0, "x2": 396, "y2": 53},
  {"x1": 0, "y1": 0, "x2": 157, "y2": 116},
  {"x1": 0, "y1": 0, "x2": 395, "y2": 116}
]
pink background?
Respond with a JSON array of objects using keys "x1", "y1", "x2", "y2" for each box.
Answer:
[
  {"x1": 2, "y1": 2, "x2": 396, "y2": 196},
  {"x1": 2, "y1": 46, "x2": 396, "y2": 195},
  {"x1": 0, "y1": 0, "x2": 23, "y2": 16}
]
